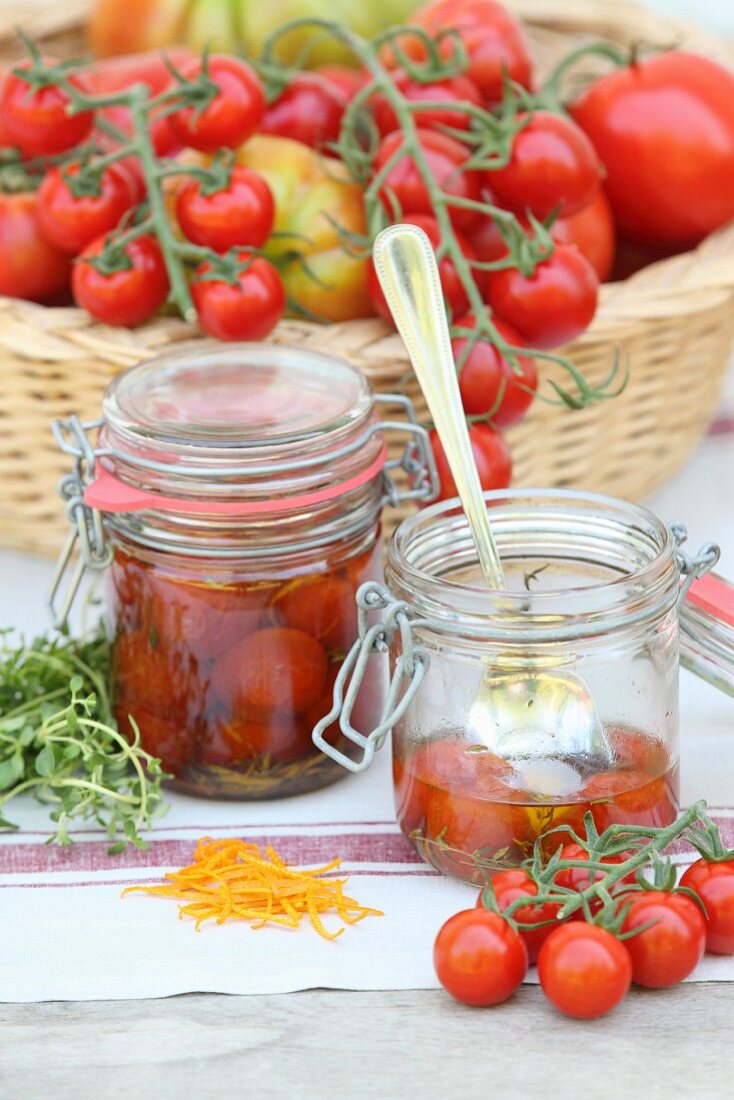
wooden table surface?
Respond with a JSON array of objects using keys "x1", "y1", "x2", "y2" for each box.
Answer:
[{"x1": 1, "y1": 985, "x2": 732, "y2": 1098}]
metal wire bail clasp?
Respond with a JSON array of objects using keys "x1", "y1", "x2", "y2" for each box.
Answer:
[
  {"x1": 312, "y1": 582, "x2": 429, "y2": 773},
  {"x1": 48, "y1": 415, "x2": 112, "y2": 629},
  {"x1": 670, "y1": 522, "x2": 721, "y2": 603},
  {"x1": 374, "y1": 393, "x2": 439, "y2": 508}
]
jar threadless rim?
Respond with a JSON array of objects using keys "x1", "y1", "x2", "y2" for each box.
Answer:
[{"x1": 386, "y1": 489, "x2": 681, "y2": 641}]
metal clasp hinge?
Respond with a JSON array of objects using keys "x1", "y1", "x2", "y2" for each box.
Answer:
[
  {"x1": 48, "y1": 416, "x2": 112, "y2": 629},
  {"x1": 312, "y1": 581, "x2": 429, "y2": 772},
  {"x1": 374, "y1": 393, "x2": 439, "y2": 509},
  {"x1": 670, "y1": 522, "x2": 721, "y2": 604}
]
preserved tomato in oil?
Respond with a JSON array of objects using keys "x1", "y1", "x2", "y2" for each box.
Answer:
[
  {"x1": 109, "y1": 536, "x2": 383, "y2": 797},
  {"x1": 393, "y1": 727, "x2": 678, "y2": 883}
]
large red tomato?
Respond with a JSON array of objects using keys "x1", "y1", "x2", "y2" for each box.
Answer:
[{"x1": 570, "y1": 52, "x2": 734, "y2": 247}]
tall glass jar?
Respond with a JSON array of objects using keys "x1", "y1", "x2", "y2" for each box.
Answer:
[
  {"x1": 314, "y1": 490, "x2": 723, "y2": 883},
  {"x1": 51, "y1": 342, "x2": 435, "y2": 799}
]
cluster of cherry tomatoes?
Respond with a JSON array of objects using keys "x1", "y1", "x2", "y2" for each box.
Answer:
[{"x1": 434, "y1": 845, "x2": 734, "y2": 1019}]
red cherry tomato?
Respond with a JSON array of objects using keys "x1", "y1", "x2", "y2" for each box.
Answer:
[
  {"x1": 480, "y1": 868, "x2": 562, "y2": 963},
  {"x1": 487, "y1": 112, "x2": 601, "y2": 219},
  {"x1": 215, "y1": 714, "x2": 310, "y2": 766},
  {"x1": 455, "y1": 315, "x2": 537, "y2": 427},
  {"x1": 176, "y1": 166, "x2": 274, "y2": 253},
  {"x1": 146, "y1": 576, "x2": 268, "y2": 661},
  {"x1": 570, "y1": 52, "x2": 734, "y2": 247},
  {"x1": 113, "y1": 629, "x2": 189, "y2": 718},
  {"x1": 0, "y1": 190, "x2": 71, "y2": 303},
  {"x1": 550, "y1": 188, "x2": 616, "y2": 283},
  {"x1": 314, "y1": 65, "x2": 370, "y2": 103},
  {"x1": 538, "y1": 923, "x2": 632, "y2": 1018},
  {"x1": 72, "y1": 233, "x2": 170, "y2": 327},
  {"x1": 486, "y1": 243, "x2": 598, "y2": 349},
  {"x1": 620, "y1": 890, "x2": 706, "y2": 988},
  {"x1": 269, "y1": 576, "x2": 358, "y2": 654},
  {"x1": 366, "y1": 213, "x2": 476, "y2": 321},
  {"x1": 554, "y1": 842, "x2": 635, "y2": 896},
  {"x1": 36, "y1": 162, "x2": 136, "y2": 255},
  {"x1": 0, "y1": 59, "x2": 94, "y2": 156},
  {"x1": 262, "y1": 74, "x2": 345, "y2": 151},
  {"x1": 372, "y1": 71, "x2": 482, "y2": 136},
  {"x1": 396, "y1": 0, "x2": 532, "y2": 104},
  {"x1": 117, "y1": 707, "x2": 197, "y2": 775},
  {"x1": 210, "y1": 626, "x2": 328, "y2": 715},
  {"x1": 192, "y1": 251, "x2": 285, "y2": 341},
  {"x1": 680, "y1": 858, "x2": 734, "y2": 955},
  {"x1": 169, "y1": 55, "x2": 265, "y2": 153},
  {"x1": 430, "y1": 422, "x2": 512, "y2": 501},
  {"x1": 434, "y1": 908, "x2": 528, "y2": 1006},
  {"x1": 374, "y1": 129, "x2": 481, "y2": 230}
]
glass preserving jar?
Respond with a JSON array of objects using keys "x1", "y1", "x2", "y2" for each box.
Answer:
[
  {"x1": 51, "y1": 342, "x2": 436, "y2": 799},
  {"x1": 314, "y1": 490, "x2": 730, "y2": 883}
]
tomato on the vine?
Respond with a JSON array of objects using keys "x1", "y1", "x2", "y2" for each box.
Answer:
[
  {"x1": 169, "y1": 55, "x2": 265, "y2": 153},
  {"x1": 486, "y1": 243, "x2": 598, "y2": 349},
  {"x1": 0, "y1": 60, "x2": 94, "y2": 156},
  {"x1": 430, "y1": 422, "x2": 512, "y2": 501},
  {"x1": 36, "y1": 162, "x2": 137, "y2": 255},
  {"x1": 680, "y1": 858, "x2": 734, "y2": 955},
  {"x1": 374, "y1": 129, "x2": 481, "y2": 230},
  {"x1": 480, "y1": 868, "x2": 562, "y2": 963},
  {"x1": 553, "y1": 842, "x2": 636, "y2": 895},
  {"x1": 538, "y1": 923, "x2": 632, "y2": 1018},
  {"x1": 192, "y1": 251, "x2": 285, "y2": 341},
  {"x1": 0, "y1": 190, "x2": 71, "y2": 303},
  {"x1": 366, "y1": 213, "x2": 476, "y2": 321},
  {"x1": 395, "y1": 0, "x2": 532, "y2": 104},
  {"x1": 487, "y1": 111, "x2": 601, "y2": 219},
  {"x1": 455, "y1": 315, "x2": 537, "y2": 427},
  {"x1": 176, "y1": 166, "x2": 274, "y2": 253},
  {"x1": 314, "y1": 65, "x2": 370, "y2": 103},
  {"x1": 262, "y1": 74, "x2": 345, "y2": 151},
  {"x1": 372, "y1": 71, "x2": 482, "y2": 136},
  {"x1": 72, "y1": 233, "x2": 170, "y2": 327},
  {"x1": 619, "y1": 890, "x2": 706, "y2": 988},
  {"x1": 434, "y1": 908, "x2": 528, "y2": 1006},
  {"x1": 570, "y1": 51, "x2": 734, "y2": 247},
  {"x1": 549, "y1": 187, "x2": 616, "y2": 283}
]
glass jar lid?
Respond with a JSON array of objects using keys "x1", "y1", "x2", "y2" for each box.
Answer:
[{"x1": 94, "y1": 342, "x2": 384, "y2": 504}]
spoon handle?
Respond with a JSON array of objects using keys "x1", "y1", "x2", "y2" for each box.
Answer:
[{"x1": 373, "y1": 223, "x2": 504, "y2": 589}]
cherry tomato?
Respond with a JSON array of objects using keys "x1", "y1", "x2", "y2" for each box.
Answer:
[
  {"x1": 619, "y1": 890, "x2": 706, "y2": 988},
  {"x1": 487, "y1": 112, "x2": 600, "y2": 219},
  {"x1": 113, "y1": 629, "x2": 190, "y2": 718},
  {"x1": 538, "y1": 923, "x2": 631, "y2": 1018},
  {"x1": 570, "y1": 52, "x2": 734, "y2": 247},
  {"x1": 0, "y1": 60, "x2": 94, "y2": 156},
  {"x1": 215, "y1": 714, "x2": 310, "y2": 766},
  {"x1": 680, "y1": 858, "x2": 734, "y2": 955},
  {"x1": 210, "y1": 626, "x2": 328, "y2": 715},
  {"x1": 553, "y1": 842, "x2": 635, "y2": 896},
  {"x1": 430, "y1": 423, "x2": 512, "y2": 501},
  {"x1": 480, "y1": 868, "x2": 562, "y2": 963},
  {"x1": 117, "y1": 706, "x2": 197, "y2": 774},
  {"x1": 395, "y1": 0, "x2": 532, "y2": 104},
  {"x1": 0, "y1": 190, "x2": 71, "y2": 303},
  {"x1": 262, "y1": 74, "x2": 345, "y2": 151},
  {"x1": 434, "y1": 908, "x2": 528, "y2": 1006},
  {"x1": 393, "y1": 755, "x2": 427, "y2": 836},
  {"x1": 269, "y1": 576, "x2": 358, "y2": 654},
  {"x1": 36, "y1": 162, "x2": 136, "y2": 255},
  {"x1": 486, "y1": 243, "x2": 598, "y2": 349},
  {"x1": 147, "y1": 576, "x2": 268, "y2": 660},
  {"x1": 550, "y1": 188, "x2": 616, "y2": 283},
  {"x1": 169, "y1": 55, "x2": 265, "y2": 153},
  {"x1": 455, "y1": 315, "x2": 537, "y2": 427},
  {"x1": 72, "y1": 233, "x2": 170, "y2": 327},
  {"x1": 374, "y1": 129, "x2": 481, "y2": 230},
  {"x1": 192, "y1": 251, "x2": 285, "y2": 341},
  {"x1": 314, "y1": 65, "x2": 370, "y2": 103},
  {"x1": 372, "y1": 71, "x2": 482, "y2": 136},
  {"x1": 366, "y1": 213, "x2": 476, "y2": 321},
  {"x1": 176, "y1": 166, "x2": 274, "y2": 253}
]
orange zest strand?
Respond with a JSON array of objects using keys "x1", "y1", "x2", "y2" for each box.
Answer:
[{"x1": 122, "y1": 837, "x2": 383, "y2": 939}]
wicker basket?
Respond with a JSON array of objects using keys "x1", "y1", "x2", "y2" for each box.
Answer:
[{"x1": 2, "y1": 0, "x2": 734, "y2": 557}]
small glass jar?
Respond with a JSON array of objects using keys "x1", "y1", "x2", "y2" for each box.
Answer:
[
  {"x1": 314, "y1": 490, "x2": 727, "y2": 883},
  {"x1": 51, "y1": 342, "x2": 435, "y2": 799}
]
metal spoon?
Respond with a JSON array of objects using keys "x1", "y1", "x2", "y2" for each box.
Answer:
[{"x1": 372, "y1": 224, "x2": 612, "y2": 785}]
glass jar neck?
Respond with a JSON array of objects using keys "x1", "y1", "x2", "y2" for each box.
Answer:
[{"x1": 386, "y1": 490, "x2": 681, "y2": 643}]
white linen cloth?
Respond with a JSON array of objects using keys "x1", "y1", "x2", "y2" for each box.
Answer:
[{"x1": 0, "y1": 377, "x2": 732, "y2": 1002}]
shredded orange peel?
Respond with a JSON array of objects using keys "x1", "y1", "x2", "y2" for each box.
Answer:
[{"x1": 122, "y1": 836, "x2": 383, "y2": 940}]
